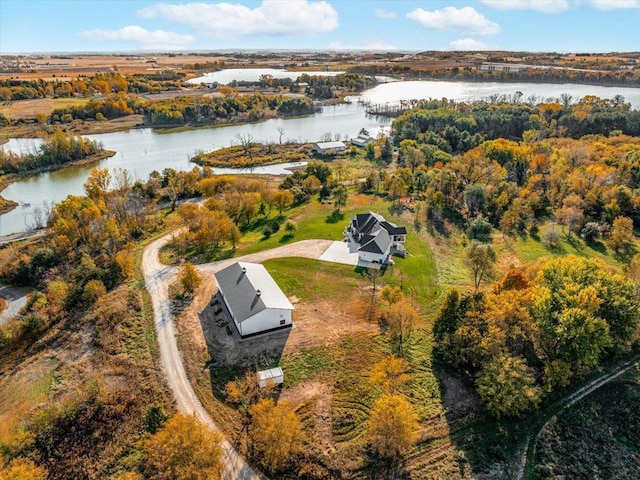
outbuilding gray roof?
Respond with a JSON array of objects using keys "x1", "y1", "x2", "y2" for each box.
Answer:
[{"x1": 215, "y1": 262, "x2": 294, "y2": 323}]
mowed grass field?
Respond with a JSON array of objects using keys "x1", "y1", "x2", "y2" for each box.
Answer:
[{"x1": 174, "y1": 188, "x2": 637, "y2": 478}]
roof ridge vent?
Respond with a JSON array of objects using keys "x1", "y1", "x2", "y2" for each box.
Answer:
[
  {"x1": 256, "y1": 289, "x2": 261, "y2": 296},
  {"x1": 242, "y1": 266, "x2": 247, "y2": 273}
]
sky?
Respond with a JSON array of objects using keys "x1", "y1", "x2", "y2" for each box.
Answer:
[{"x1": 1, "y1": 0, "x2": 639, "y2": 54}]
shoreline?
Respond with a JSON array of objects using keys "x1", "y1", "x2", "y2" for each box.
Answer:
[{"x1": 0, "y1": 149, "x2": 116, "y2": 216}]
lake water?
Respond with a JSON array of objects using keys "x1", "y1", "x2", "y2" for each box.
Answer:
[
  {"x1": 2, "y1": 79, "x2": 639, "y2": 236},
  {"x1": 187, "y1": 68, "x2": 345, "y2": 85}
]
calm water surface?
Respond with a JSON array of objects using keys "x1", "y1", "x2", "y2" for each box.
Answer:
[{"x1": 2, "y1": 79, "x2": 639, "y2": 235}]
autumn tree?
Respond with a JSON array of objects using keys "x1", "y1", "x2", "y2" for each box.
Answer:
[
  {"x1": 178, "y1": 262, "x2": 201, "y2": 296},
  {"x1": 380, "y1": 285, "x2": 403, "y2": 305},
  {"x1": 271, "y1": 189, "x2": 294, "y2": 215},
  {"x1": 248, "y1": 399, "x2": 303, "y2": 475},
  {"x1": 367, "y1": 394, "x2": 418, "y2": 459},
  {"x1": 82, "y1": 279, "x2": 107, "y2": 305},
  {"x1": 385, "y1": 302, "x2": 419, "y2": 356},
  {"x1": 332, "y1": 185, "x2": 348, "y2": 212},
  {"x1": 144, "y1": 414, "x2": 223, "y2": 480},
  {"x1": 464, "y1": 240, "x2": 497, "y2": 290},
  {"x1": 476, "y1": 353, "x2": 541, "y2": 418},
  {"x1": 610, "y1": 216, "x2": 634, "y2": 253},
  {"x1": 225, "y1": 371, "x2": 275, "y2": 421},
  {"x1": 0, "y1": 458, "x2": 46, "y2": 480},
  {"x1": 370, "y1": 356, "x2": 412, "y2": 393}
]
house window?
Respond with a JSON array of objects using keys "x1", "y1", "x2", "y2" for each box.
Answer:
[{"x1": 280, "y1": 319, "x2": 286, "y2": 325}]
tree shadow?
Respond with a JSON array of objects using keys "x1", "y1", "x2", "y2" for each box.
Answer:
[
  {"x1": 613, "y1": 244, "x2": 638, "y2": 264},
  {"x1": 431, "y1": 364, "x2": 529, "y2": 477},
  {"x1": 325, "y1": 210, "x2": 345, "y2": 224},
  {"x1": 585, "y1": 238, "x2": 607, "y2": 254},
  {"x1": 279, "y1": 233, "x2": 294, "y2": 244}
]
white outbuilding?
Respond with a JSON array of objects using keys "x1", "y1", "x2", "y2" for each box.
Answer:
[
  {"x1": 257, "y1": 367, "x2": 284, "y2": 388},
  {"x1": 215, "y1": 261, "x2": 294, "y2": 338}
]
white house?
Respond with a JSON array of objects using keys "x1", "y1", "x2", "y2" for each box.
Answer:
[
  {"x1": 215, "y1": 262, "x2": 294, "y2": 338},
  {"x1": 345, "y1": 212, "x2": 407, "y2": 265},
  {"x1": 351, "y1": 133, "x2": 373, "y2": 147},
  {"x1": 312, "y1": 141, "x2": 346, "y2": 154}
]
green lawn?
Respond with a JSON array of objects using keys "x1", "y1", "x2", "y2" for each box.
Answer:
[
  {"x1": 239, "y1": 193, "x2": 392, "y2": 254},
  {"x1": 512, "y1": 221, "x2": 635, "y2": 268}
]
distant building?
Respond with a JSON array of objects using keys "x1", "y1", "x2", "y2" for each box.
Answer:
[
  {"x1": 345, "y1": 212, "x2": 406, "y2": 265},
  {"x1": 312, "y1": 141, "x2": 346, "y2": 154},
  {"x1": 215, "y1": 262, "x2": 294, "y2": 338},
  {"x1": 351, "y1": 133, "x2": 374, "y2": 147}
]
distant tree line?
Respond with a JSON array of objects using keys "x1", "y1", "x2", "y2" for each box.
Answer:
[{"x1": 348, "y1": 65, "x2": 640, "y2": 87}]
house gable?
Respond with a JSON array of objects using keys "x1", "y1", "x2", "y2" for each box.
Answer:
[{"x1": 346, "y1": 211, "x2": 406, "y2": 264}]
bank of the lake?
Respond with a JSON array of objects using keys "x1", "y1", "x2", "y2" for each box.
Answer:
[
  {"x1": 0, "y1": 149, "x2": 116, "y2": 216},
  {"x1": 2, "y1": 79, "x2": 640, "y2": 236}
]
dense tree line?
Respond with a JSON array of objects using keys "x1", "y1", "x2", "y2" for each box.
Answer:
[
  {"x1": 0, "y1": 129, "x2": 104, "y2": 174},
  {"x1": 433, "y1": 260, "x2": 639, "y2": 418},
  {"x1": 146, "y1": 93, "x2": 316, "y2": 126},
  {"x1": 0, "y1": 72, "x2": 128, "y2": 101},
  {"x1": 348, "y1": 64, "x2": 640, "y2": 88},
  {"x1": 297, "y1": 73, "x2": 377, "y2": 99},
  {"x1": 0, "y1": 71, "x2": 186, "y2": 101},
  {"x1": 391, "y1": 95, "x2": 640, "y2": 154}
]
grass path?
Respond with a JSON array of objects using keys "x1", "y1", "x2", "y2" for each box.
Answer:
[{"x1": 516, "y1": 354, "x2": 640, "y2": 480}]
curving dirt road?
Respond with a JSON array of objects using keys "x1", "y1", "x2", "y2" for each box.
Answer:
[
  {"x1": 142, "y1": 232, "x2": 333, "y2": 480},
  {"x1": 0, "y1": 284, "x2": 31, "y2": 326}
]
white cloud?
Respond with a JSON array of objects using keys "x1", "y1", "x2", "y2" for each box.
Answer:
[
  {"x1": 79, "y1": 25, "x2": 195, "y2": 50},
  {"x1": 374, "y1": 8, "x2": 396, "y2": 19},
  {"x1": 138, "y1": 0, "x2": 339, "y2": 38},
  {"x1": 480, "y1": 0, "x2": 570, "y2": 13},
  {"x1": 328, "y1": 39, "x2": 398, "y2": 51},
  {"x1": 481, "y1": 0, "x2": 639, "y2": 11},
  {"x1": 406, "y1": 6, "x2": 501, "y2": 35},
  {"x1": 449, "y1": 38, "x2": 496, "y2": 51},
  {"x1": 584, "y1": 0, "x2": 640, "y2": 10}
]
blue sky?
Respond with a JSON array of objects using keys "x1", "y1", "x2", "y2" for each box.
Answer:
[{"x1": 1, "y1": 0, "x2": 639, "y2": 53}]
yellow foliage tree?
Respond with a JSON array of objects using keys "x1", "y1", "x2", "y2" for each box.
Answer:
[
  {"x1": 248, "y1": 398, "x2": 303, "y2": 475},
  {"x1": 380, "y1": 285, "x2": 403, "y2": 305},
  {"x1": 0, "y1": 458, "x2": 46, "y2": 480},
  {"x1": 178, "y1": 262, "x2": 202, "y2": 296},
  {"x1": 476, "y1": 353, "x2": 541, "y2": 418},
  {"x1": 370, "y1": 356, "x2": 412, "y2": 393},
  {"x1": 385, "y1": 302, "x2": 419, "y2": 355},
  {"x1": 610, "y1": 216, "x2": 634, "y2": 253},
  {"x1": 367, "y1": 394, "x2": 419, "y2": 459},
  {"x1": 144, "y1": 414, "x2": 223, "y2": 480}
]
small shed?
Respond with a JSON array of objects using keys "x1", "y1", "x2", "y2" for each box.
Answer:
[{"x1": 257, "y1": 367, "x2": 284, "y2": 388}]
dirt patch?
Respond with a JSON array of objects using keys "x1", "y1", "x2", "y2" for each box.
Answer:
[
  {"x1": 280, "y1": 381, "x2": 334, "y2": 450},
  {"x1": 283, "y1": 296, "x2": 377, "y2": 354},
  {"x1": 436, "y1": 368, "x2": 482, "y2": 413}
]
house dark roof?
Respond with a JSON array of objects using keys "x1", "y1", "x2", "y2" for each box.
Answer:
[
  {"x1": 359, "y1": 231, "x2": 391, "y2": 254},
  {"x1": 353, "y1": 212, "x2": 384, "y2": 236},
  {"x1": 380, "y1": 221, "x2": 407, "y2": 235},
  {"x1": 215, "y1": 262, "x2": 293, "y2": 323},
  {"x1": 349, "y1": 212, "x2": 405, "y2": 257}
]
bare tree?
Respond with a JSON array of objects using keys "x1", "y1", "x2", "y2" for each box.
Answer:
[
  {"x1": 235, "y1": 133, "x2": 255, "y2": 162},
  {"x1": 276, "y1": 126, "x2": 285, "y2": 144}
]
